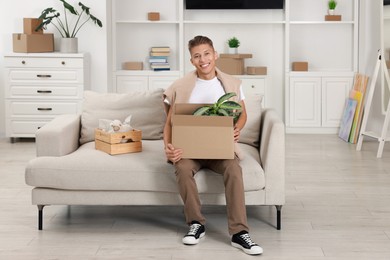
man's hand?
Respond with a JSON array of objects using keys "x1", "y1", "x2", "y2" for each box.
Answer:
[
  {"x1": 234, "y1": 126, "x2": 241, "y2": 143},
  {"x1": 165, "y1": 143, "x2": 183, "y2": 163}
]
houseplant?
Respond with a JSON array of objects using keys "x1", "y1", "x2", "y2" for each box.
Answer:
[
  {"x1": 227, "y1": 37, "x2": 240, "y2": 54},
  {"x1": 193, "y1": 92, "x2": 242, "y2": 123},
  {"x1": 35, "y1": 0, "x2": 103, "y2": 53},
  {"x1": 328, "y1": 0, "x2": 337, "y2": 15}
]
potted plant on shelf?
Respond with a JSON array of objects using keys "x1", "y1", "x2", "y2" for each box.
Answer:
[
  {"x1": 227, "y1": 37, "x2": 240, "y2": 54},
  {"x1": 35, "y1": 0, "x2": 103, "y2": 53},
  {"x1": 328, "y1": 0, "x2": 337, "y2": 15}
]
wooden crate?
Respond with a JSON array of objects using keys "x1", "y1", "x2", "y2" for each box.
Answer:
[{"x1": 95, "y1": 128, "x2": 142, "y2": 155}]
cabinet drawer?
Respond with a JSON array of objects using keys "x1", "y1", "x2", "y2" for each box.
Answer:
[
  {"x1": 240, "y1": 78, "x2": 266, "y2": 96},
  {"x1": 6, "y1": 119, "x2": 51, "y2": 137},
  {"x1": 8, "y1": 69, "x2": 82, "y2": 83},
  {"x1": 6, "y1": 101, "x2": 80, "y2": 116},
  {"x1": 116, "y1": 76, "x2": 148, "y2": 93},
  {"x1": 7, "y1": 85, "x2": 81, "y2": 99},
  {"x1": 4, "y1": 57, "x2": 84, "y2": 68}
]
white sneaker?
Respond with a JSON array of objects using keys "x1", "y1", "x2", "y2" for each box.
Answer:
[
  {"x1": 231, "y1": 231, "x2": 263, "y2": 255},
  {"x1": 182, "y1": 221, "x2": 206, "y2": 245}
]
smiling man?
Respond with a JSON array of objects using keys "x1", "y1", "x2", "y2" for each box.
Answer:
[{"x1": 162, "y1": 35, "x2": 263, "y2": 255}]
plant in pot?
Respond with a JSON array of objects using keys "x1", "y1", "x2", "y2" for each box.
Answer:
[
  {"x1": 192, "y1": 92, "x2": 242, "y2": 123},
  {"x1": 35, "y1": 0, "x2": 103, "y2": 53},
  {"x1": 227, "y1": 37, "x2": 240, "y2": 54},
  {"x1": 328, "y1": 0, "x2": 337, "y2": 15}
]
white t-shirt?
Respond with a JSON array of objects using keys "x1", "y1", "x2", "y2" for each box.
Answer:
[{"x1": 188, "y1": 77, "x2": 245, "y2": 104}]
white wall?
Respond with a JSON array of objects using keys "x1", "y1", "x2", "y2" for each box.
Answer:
[
  {"x1": 0, "y1": 0, "x2": 109, "y2": 137},
  {"x1": 358, "y1": 0, "x2": 389, "y2": 134},
  {"x1": 0, "y1": 0, "x2": 386, "y2": 137}
]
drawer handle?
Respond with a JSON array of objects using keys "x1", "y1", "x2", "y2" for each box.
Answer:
[
  {"x1": 37, "y1": 108, "x2": 52, "y2": 111},
  {"x1": 251, "y1": 85, "x2": 255, "y2": 88},
  {"x1": 37, "y1": 74, "x2": 52, "y2": 78},
  {"x1": 37, "y1": 90, "x2": 52, "y2": 94},
  {"x1": 21, "y1": 60, "x2": 26, "y2": 65},
  {"x1": 61, "y1": 61, "x2": 66, "y2": 65}
]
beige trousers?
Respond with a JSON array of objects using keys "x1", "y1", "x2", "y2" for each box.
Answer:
[{"x1": 174, "y1": 157, "x2": 249, "y2": 235}]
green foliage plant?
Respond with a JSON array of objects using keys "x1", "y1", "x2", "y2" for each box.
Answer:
[
  {"x1": 227, "y1": 37, "x2": 240, "y2": 48},
  {"x1": 35, "y1": 0, "x2": 103, "y2": 38},
  {"x1": 192, "y1": 92, "x2": 242, "y2": 123},
  {"x1": 328, "y1": 0, "x2": 337, "y2": 10}
]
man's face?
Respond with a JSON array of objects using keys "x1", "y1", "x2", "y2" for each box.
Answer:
[{"x1": 190, "y1": 43, "x2": 218, "y2": 79}]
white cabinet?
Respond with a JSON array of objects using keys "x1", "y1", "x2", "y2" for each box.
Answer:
[
  {"x1": 239, "y1": 76, "x2": 266, "y2": 106},
  {"x1": 289, "y1": 77, "x2": 321, "y2": 127},
  {"x1": 114, "y1": 71, "x2": 180, "y2": 93},
  {"x1": 286, "y1": 0, "x2": 358, "y2": 133},
  {"x1": 288, "y1": 74, "x2": 353, "y2": 133},
  {"x1": 4, "y1": 53, "x2": 89, "y2": 141}
]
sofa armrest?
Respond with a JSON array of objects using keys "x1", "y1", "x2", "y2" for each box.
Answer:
[
  {"x1": 259, "y1": 108, "x2": 285, "y2": 205},
  {"x1": 36, "y1": 114, "x2": 81, "y2": 157}
]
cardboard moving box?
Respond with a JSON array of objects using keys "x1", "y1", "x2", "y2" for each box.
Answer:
[
  {"x1": 216, "y1": 53, "x2": 253, "y2": 75},
  {"x1": 172, "y1": 104, "x2": 234, "y2": 159},
  {"x1": 23, "y1": 18, "x2": 43, "y2": 34},
  {"x1": 148, "y1": 12, "x2": 160, "y2": 21},
  {"x1": 325, "y1": 15, "x2": 342, "y2": 21},
  {"x1": 292, "y1": 62, "x2": 308, "y2": 71},
  {"x1": 13, "y1": 33, "x2": 54, "y2": 53},
  {"x1": 247, "y1": 66, "x2": 267, "y2": 75},
  {"x1": 122, "y1": 62, "x2": 143, "y2": 70}
]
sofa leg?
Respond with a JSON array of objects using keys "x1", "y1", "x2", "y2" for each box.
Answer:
[
  {"x1": 38, "y1": 205, "x2": 45, "y2": 230},
  {"x1": 275, "y1": 205, "x2": 282, "y2": 230}
]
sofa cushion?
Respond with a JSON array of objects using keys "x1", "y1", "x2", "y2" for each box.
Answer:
[
  {"x1": 80, "y1": 89, "x2": 166, "y2": 145},
  {"x1": 240, "y1": 95, "x2": 263, "y2": 147},
  {"x1": 25, "y1": 141, "x2": 265, "y2": 194}
]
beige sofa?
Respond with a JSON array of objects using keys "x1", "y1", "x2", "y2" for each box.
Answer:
[{"x1": 25, "y1": 88, "x2": 285, "y2": 230}]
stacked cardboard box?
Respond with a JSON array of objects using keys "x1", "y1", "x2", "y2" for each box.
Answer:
[
  {"x1": 13, "y1": 18, "x2": 54, "y2": 53},
  {"x1": 216, "y1": 54, "x2": 253, "y2": 75}
]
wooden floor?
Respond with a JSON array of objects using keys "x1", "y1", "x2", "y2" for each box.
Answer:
[{"x1": 1, "y1": 134, "x2": 390, "y2": 259}]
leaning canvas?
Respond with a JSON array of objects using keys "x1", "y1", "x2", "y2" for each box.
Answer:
[{"x1": 338, "y1": 98, "x2": 358, "y2": 142}]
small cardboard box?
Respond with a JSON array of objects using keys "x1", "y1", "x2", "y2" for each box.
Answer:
[
  {"x1": 13, "y1": 33, "x2": 54, "y2": 53},
  {"x1": 292, "y1": 62, "x2": 308, "y2": 71},
  {"x1": 247, "y1": 66, "x2": 267, "y2": 75},
  {"x1": 325, "y1": 15, "x2": 342, "y2": 21},
  {"x1": 148, "y1": 12, "x2": 160, "y2": 21},
  {"x1": 216, "y1": 57, "x2": 245, "y2": 75},
  {"x1": 23, "y1": 18, "x2": 43, "y2": 34},
  {"x1": 172, "y1": 104, "x2": 234, "y2": 159},
  {"x1": 95, "y1": 128, "x2": 142, "y2": 155},
  {"x1": 122, "y1": 62, "x2": 143, "y2": 70},
  {"x1": 216, "y1": 54, "x2": 253, "y2": 75}
]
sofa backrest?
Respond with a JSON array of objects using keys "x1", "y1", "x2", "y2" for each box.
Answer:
[
  {"x1": 79, "y1": 89, "x2": 263, "y2": 148},
  {"x1": 80, "y1": 88, "x2": 167, "y2": 145}
]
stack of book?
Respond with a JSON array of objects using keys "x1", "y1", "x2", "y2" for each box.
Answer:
[{"x1": 149, "y1": 46, "x2": 170, "y2": 71}]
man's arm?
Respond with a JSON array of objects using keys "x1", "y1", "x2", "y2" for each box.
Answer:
[
  {"x1": 234, "y1": 100, "x2": 247, "y2": 142},
  {"x1": 163, "y1": 105, "x2": 183, "y2": 163}
]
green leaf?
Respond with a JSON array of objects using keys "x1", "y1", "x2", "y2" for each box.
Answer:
[
  {"x1": 217, "y1": 108, "x2": 229, "y2": 116},
  {"x1": 60, "y1": 0, "x2": 78, "y2": 15},
  {"x1": 193, "y1": 106, "x2": 212, "y2": 116},
  {"x1": 90, "y1": 14, "x2": 103, "y2": 27},
  {"x1": 217, "y1": 92, "x2": 237, "y2": 104},
  {"x1": 79, "y1": 2, "x2": 90, "y2": 15},
  {"x1": 219, "y1": 101, "x2": 242, "y2": 110}
]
